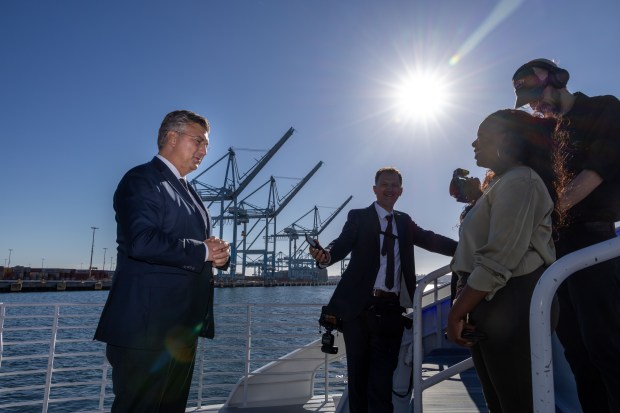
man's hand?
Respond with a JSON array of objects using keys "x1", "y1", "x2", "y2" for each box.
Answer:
[
  {"x1": 205, "y1": 237, "x2": 230, "y2": 267},
  {"x1": 309, "y1": 245, "x2": 330, "y2": 265}
]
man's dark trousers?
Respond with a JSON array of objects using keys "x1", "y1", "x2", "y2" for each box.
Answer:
[
  {"x1": 106, "y1": 343, "x2": 197, "y2": 413},
  {"x1": 342, "y1": 296, "x2": 404, "y2": 413}
]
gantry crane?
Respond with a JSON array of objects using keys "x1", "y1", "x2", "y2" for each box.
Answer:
[
  {"x1": 272, "y1": 195, "x2": 353, "y2": 281},
  {"x1": 190, "y1": 127, "x2": 294, "y2": 234},
  {"x1": 188, "y1": 128, "x2": 296, "y2": 279},
  {"x1": 223, "y1": 162, "x2": 323, "y2": 279}
]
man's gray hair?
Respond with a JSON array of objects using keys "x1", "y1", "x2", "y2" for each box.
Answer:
[{"x1": 157, "y1": 110, "x2": 210, "y2": 149}]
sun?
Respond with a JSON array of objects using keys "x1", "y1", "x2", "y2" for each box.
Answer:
[{"x1": 392, "y1": 71, "x2": 451, "y2": 123}]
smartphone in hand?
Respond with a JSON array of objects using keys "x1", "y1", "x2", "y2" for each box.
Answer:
[{"x1": 305, "y1": 233, "x2": 325, "y2": 252}]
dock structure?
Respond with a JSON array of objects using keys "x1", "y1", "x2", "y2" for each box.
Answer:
[
  {"x1": 190, "y1": 127, "x2": 352, "y2": 283},
  {"x1": 0, "y1": 276, "x2": 341, "y2": 293},
  {"x1": 0, "y1": 279, "x2": 108, "y2": 293},
  {"x1": 1, "y1": 128, "x2": 352, "y2": 287}
]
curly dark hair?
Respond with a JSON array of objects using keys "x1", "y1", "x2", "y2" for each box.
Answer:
[{"x1": 482, "y1": 109, "x2": 569, "y2": 230}]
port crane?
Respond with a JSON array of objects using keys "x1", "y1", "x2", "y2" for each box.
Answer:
[
  {"x1": 190, "y1": 127, "x2": 293, "y2": 228},
  {"x1": 189, "y1": 126, "x2": 345, "y2": 281},
  {"x1": 225, "y1": 162, "x2": 323, "y2": 280},
  {"x1": 189, "y1": 128, "x2": 295, "y2": 279},
  {"x1": 272, "y1": 195, "x2": 352, "y2": 280}
]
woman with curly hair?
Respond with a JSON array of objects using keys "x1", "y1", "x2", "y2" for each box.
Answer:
[{"x1": 446, "y1": 109, "x2": 565, "y2": 413}]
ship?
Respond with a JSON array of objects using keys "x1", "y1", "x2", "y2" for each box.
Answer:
[{"x1": 1, "y1": 236, "x2": 618, "y2": 412}]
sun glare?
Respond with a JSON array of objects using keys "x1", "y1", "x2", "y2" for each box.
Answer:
[{"x1": 393, "y1": 72, "x2": 450, "y2": 123}]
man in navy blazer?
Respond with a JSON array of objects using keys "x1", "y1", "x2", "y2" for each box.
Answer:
[
  {"x1": 310, "y1": 167, "x2": 457, "y2": 413},
  {"x1": 94, "y1": 110, "x2": 230, "y2": 413}
]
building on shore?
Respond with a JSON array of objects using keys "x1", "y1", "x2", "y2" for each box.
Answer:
[{"x1": 0, "y1": 265, "x2": 337, "y2": 293}]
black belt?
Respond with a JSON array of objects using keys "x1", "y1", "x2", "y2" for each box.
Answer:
[{"x1": 372, "y1": 289, "x2": 399, "y2": 299}]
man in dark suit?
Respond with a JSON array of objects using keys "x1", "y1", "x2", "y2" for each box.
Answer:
[
  {"x1": 310, "y1": 167, "x2": 457, "y2": 413},
  {"x1": 94, "y1": 110, "x2": 230, "y2": 413}
]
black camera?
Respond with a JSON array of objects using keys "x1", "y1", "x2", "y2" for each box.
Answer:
[
  {"x1": 453, "y1": 168, "x2": 470, "y2": 178},
  {"x1": 319, "y1": 306, "x2": 341, "y2": 354},
  {"x1": 449, "y1": 168, "x2": 482, "y2": 204},
  {"x1": 321, "y1": 330, "x2": 338, "y2": 354}
]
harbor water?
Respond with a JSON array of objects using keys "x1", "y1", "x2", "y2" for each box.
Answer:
[
  {"x1": 0, "y1": 285, "x2": 337, "y2": 306},
  {"x1": 0, "y1": 285, "x2": 338, "y2": 412}
]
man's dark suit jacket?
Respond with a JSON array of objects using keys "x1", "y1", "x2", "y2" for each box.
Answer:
[
  {"x1": 95, "y1": 157, "x2": 226, "y2": 350},
  {"x1": 326, "y1": 203, "x2": 457, "y2": 322}
]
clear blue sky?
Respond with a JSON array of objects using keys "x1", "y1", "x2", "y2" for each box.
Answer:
[{"x1": 2, "y1": 0, "x2": 619, "y2": 274}]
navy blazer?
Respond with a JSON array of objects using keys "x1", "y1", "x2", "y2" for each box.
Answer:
[
  {"x1": 326, "y1": 203, "x2": 457, "y2": 322},
  {"x1": 95, "y1": 157, "x2": 225, "y2": 350}
]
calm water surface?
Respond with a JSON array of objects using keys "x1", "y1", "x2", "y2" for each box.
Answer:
[
  {"x1": 0, "y1": 286, "x2": 338, "y2": 413},
  {"x1": 0, "y1": 284, "x2": 337, "y2": 305}
]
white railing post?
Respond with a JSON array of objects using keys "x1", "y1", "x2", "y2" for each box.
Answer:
[
  {"x1": 194, "y1": 338, "x2": 207, "y2": 408},
  {"x1": 42, "y1": 304, "x2": 61, "y2": 413},
  {"x1": 98, "y1": 360, "x2": 109, "y2": 412},
  {"x1": 411, "y1": 265, "x2": 451, "y2": 413},
  {"x1": 242, "y1": 304, "x2": 252, "y2": 407},
  {"x1": 433, "y1": 278, "x2": 443, "y2": 349},
  {"x1": 530, "y1": 237, "x2": 620, "y2": 413}
]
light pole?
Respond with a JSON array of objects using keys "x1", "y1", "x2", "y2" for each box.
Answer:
[
  {"x1": 103, "y1": 247, "x2": 107, "y2": 272},
  {"x1": 88, "y1": 226, "x2": 99, "y2": 279},
  {"x1": 8, "y1": 249, "x2": 12, "y2": 267}
]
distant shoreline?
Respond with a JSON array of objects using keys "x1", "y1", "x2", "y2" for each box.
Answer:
[{"x1": 0, "y1": 278, "x2": 340, "y2": 293}]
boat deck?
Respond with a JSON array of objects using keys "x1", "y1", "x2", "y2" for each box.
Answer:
[
  {"x1": 192, "y1": 398, "x2": 336, "y2": 412},
  {"x1": 420, "y1": 348, "x2": 487, "y2": 413},
  {"x1": 192, "y1": 348, "x2": 487, "y2": 413}
]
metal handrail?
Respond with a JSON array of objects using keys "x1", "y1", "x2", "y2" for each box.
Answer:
[
  {"x1": 529, "y1": 236, "x2": 620, "y2": 413},
  {"x1": 411, "y1": 265, "x2": 475, "y2": 413},
  {"x1": 0, "y1": 302, "x2": 347, "y2": 412}
]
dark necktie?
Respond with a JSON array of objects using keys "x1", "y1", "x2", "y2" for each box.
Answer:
[
  {"x1": 381, "y1": 214, "x2": 395, "y2": 289},
  {"x1": 180, "y1": 178, "x2": 210, "y2": 236},
  {"x1": 180, "y1": 178, "x2": 189, "y2": 191}
]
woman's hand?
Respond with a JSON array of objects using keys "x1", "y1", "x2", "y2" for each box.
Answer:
[
  {"x1": 446, "y1": 284, "x2": 488, "y2": 347},
  {"x1": 447, "y1": 313, "x2": 475, "y2": 347},
  {"x1": 446, "y1": 315, "x2": 464, "y2": 343}
]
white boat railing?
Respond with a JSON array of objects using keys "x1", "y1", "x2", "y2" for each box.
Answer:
[
  {"x1": 410, "y1": 236, "x2": 620, "y2": 413},
  {"x1": 0, "y1": 302, "x2": 348, "y2": 412},
  {"x1": 530, "y1": 236, "x2": 620, "y2": 413},
  {"x1": 411, "y1": 265, "x2": 475, "y2": 413},
  {"x1": 12, "y1": 257, "x2": 598, "y2": 413}
]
